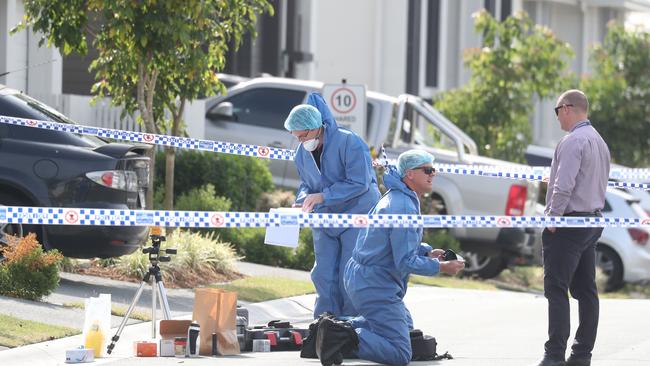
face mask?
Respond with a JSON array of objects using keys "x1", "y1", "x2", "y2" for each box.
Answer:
[
  {"x1": 301, "y1": 129, "x2": 321, "y2": 152},
  {"x1": 302, "y1": 137, "x2": 320, "y2": 152}
]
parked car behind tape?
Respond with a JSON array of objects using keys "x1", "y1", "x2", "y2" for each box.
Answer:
[{"x1": 0, "y1": 84, "x2": 150, "y2": 258}]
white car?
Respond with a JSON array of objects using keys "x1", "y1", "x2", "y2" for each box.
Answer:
[
  {"x1": 598, "y1": 188, "x2": 650, "y2": 291},
  {"x1": 534, "y1": 189, "x2": 650, "y2": 291},
  {"x1": 526, "y1": 145, "x2": 650, "y2": 290}
]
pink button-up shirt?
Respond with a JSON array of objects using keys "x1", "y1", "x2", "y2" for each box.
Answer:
[{"x1": 545, "y1": 120, "x2": 611, "y2": 216}]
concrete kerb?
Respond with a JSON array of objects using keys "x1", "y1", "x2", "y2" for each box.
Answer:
[
  {"x1": 3, "y1": 286, "x2": 650, "y2": 365},
  {"x1": 0, "y1": 262, "x2": 316, "y2": 364},
  {"x1": 0, "y1": 293, "x2": 316, "y2": 366}
]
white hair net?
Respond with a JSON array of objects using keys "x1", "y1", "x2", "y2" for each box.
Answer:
[
  {"x1": 284, "y1": 104, "x2": 322, "y2": 131},
  {"x1": 397, "y1": 149, "x2": 435, "y2": 177}
]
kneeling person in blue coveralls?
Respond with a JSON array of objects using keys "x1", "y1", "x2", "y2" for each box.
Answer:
[
  {"x1": 284, "y1": 93, "x2": 381, "y2": 318},
  {"x1": 315, "y1": 149, "x2": 465, "y2": 366}
]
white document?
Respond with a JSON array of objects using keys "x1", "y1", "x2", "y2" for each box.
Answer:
[{"x1": 264, "y1": 207, "x2": 301, "y2": 248}]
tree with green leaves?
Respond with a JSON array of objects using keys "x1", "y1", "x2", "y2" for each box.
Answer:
[
  {"x1": 15, "y1": 0, "x2": 273, "y2": 209},
  {"x1": 434, "y1": 10, "x2": 574, "y2": 162},
  {"x1": 581, "y1": 23, "x2": 650, "y2": 167}
]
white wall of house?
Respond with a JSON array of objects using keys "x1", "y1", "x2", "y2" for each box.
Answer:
[
  {"x1": 0, "y1": 0, "x2": 27, "y2": 91},
  {"x1": 302, "y1": 0, "x2": 646, "y2": 151},
  {"x1": 524, "y1": 0, "x2": 628, "y2": 148},
  {"x1": 3, "y1": 0, "x2": 649, "y2": 151},
  {"x1": 0, "y1": 0, "x2": 61, "y2": 101},
  {"x1": 301, "y1": 0, "x2": 408, "y2": 98}
]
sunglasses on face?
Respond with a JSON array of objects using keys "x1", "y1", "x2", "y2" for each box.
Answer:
[
  {"x1": 554, "y1": 104, "x2": 574, "y2": 116},
  {"x1": 292, "y1": 128, "x2": 318, "y2": 141},
  {"x1": 413, "y1": 167, "x2": 436, "y2": 175}
]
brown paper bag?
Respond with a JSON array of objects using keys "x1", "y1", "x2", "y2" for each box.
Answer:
[{"x1": 192, "y1": 288, "x2": 240, "y2": 356}]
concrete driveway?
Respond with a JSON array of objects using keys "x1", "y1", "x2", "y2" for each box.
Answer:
[{"x1": 1, "y1": 283, "x2": 649, "y2": 366}]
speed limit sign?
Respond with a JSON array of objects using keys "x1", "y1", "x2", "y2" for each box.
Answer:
[
  {"x1": 322, "y1": 83, "x2": 366, "y2": 138},
  {"x1": 330, "y1": 88, "x2": 356, "y2": 114}
]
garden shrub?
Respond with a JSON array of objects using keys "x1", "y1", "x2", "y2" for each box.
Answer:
[
  {"x1": 220, "y1": 228, "x2": 294, "y2": 268},
  {"x1": 219, "y1": 226, "x2": 315, "y2": 271},
  {"x1": 255, "y1": 190, "x2": 296, "y2": 212},
  {"x1": 290, "y1": 228, "x2": 315, "y2": 271},
  {"x1": 422, "y1": 229, "x2": 461, "y2": 253},
  {"x1": 0, "y1": 233, "x2": 63, "y2": 301},
  {"x1": 114, "y1": 230, "x2": 240, "y2": 287},
  {"x1": 175, "y1": 184, "x2": 232, "y2": 212},
  {"x1": 155, "y1": 150, "x2": 274, "y2": 211}
]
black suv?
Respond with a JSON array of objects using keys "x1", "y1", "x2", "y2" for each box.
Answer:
[{"x1": 0, "y1": 85, "x2": 150, "y2": 258}]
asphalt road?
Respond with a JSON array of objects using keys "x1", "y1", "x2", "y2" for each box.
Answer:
[{"x1": 1, "y1": 262, "x2": 649, "y2": 365}]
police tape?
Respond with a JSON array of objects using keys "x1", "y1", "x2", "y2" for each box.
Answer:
[
  {"x1": 1, "y1": 206, "x2": 649, "y2": 228},
  {"x1": 0, "y1": 114, "x2": 295, "y2": 161},
  {"x1": 426, "y1": 164, "x2": 650, "y2": 190},
  {"x1": 1, "y1": 114, "x2": 649, "y2": 190}
]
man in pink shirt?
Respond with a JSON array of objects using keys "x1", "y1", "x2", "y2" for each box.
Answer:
[{"x1": 535, "y1": 90, "x2": 610, "y2": 366}]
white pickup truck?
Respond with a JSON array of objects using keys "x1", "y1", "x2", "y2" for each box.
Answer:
[{"x1": 204, "y1": 77, "x2": 539, "y2": 278}]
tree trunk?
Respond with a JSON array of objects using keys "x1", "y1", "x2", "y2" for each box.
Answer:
[
  {"x1": 164, "y1": 146, "x2": 176, "y2": 211},
  {"x1": 136, "y1": 61, "x2": 159, "y2": 210},
  {"x1": 146, "y1": 148, "x2": 156, "y2": 210}
]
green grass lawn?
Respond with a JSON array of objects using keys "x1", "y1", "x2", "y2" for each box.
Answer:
[
  {"x1": 0, "y1": 314, "x2": 79, "y2": 348},
  {"x1": 212, "y1": 276, "x2": 316, "y2": 302},
  {"x1": 411, "y1": 266, "x2": 649, "y2": 299}
]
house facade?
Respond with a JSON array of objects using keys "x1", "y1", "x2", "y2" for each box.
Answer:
[{"x1": 1, "y1": 0, "x2": 649, "y2": 148}]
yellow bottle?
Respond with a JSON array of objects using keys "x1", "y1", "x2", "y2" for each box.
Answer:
[{"x1": 84, "y1": 321, "x2": 105, "y2": 357}]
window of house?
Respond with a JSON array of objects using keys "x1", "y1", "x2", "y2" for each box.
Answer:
[{"x1": 425, "y1": 0, "x2": 441, "y2": 88}]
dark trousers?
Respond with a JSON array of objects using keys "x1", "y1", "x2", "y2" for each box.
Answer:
[{"x1": 542, "y1": 226, "x2": 604, "y2": 360}]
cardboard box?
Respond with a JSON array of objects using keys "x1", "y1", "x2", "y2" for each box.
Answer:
[
  {"x1": 134, "y1": 341, "x2": 157, "y2": 357},
  {"x1": 65, "y1": 348, "x2": 94, "y2": 363},
  {"x1": 159, "y1": 320, "x2": 191, "y2": 357}
]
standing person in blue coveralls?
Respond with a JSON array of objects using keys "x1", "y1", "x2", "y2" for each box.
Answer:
[
  {"x1": 314, "y1": 149, "x2": 465, "y2": 366},
  {"x1": 284, "y1": 93, "x2": 381, "y2": 318}
]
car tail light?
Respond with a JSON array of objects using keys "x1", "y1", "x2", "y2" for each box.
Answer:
[
  {"x1": 505, "y1": 185, "x2": 527, "y2": 216},
  {"x1": 86, "y1": 171, "x2": 138, "y2": 192},
  {"x1": 628, "y1": 228, "x2": 649, "y2": 246}
]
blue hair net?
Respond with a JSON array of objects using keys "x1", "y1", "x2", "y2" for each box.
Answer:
[
  {"x1": 284, "y1": 104, "x2": 322, "y2": 131},
  {"x1": 397, "y1": 149, "x2": 435, "y2": 177}
]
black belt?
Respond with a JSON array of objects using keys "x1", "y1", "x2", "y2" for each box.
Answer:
[{"x1": 564, "y1": 211, "x2": 602, "y2": 217}]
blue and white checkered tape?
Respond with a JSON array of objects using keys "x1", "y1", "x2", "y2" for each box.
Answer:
[
  {"x1": 0, "y1": 115, "x2": 295, "y2": 161},
  {"x1": 1, "y1": 114, "x2": 648, "y2": 189},
  {"x1": 1, "y1": 206, "x2": 649, "y2": 228}
]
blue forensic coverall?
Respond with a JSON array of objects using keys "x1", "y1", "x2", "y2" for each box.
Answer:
[
  {"x1": 344, "y1": 167, "x2": 440, "y2": 366},
  {"x1": 294, "y1": 93, "x2": 381, "y2": 318}
]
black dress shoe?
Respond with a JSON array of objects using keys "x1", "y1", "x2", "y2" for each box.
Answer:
[
  {"x1": 566, "y1": 355, "x2": 591, "y2": 366},
  {"x1": 315, "y1": 317, "x2": 359, "y2": 366},
  {"x1": 534, "y1": 354, "x2": 566, "y2": 366},
  {"x1": 301, "y1": 312, "x2": 335, "y2": 359}
]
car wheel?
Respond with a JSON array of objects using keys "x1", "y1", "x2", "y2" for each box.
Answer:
[
  {"x1": 595, "y1": 245, "x2": 624, "y2": 292},
  {"x1": 461, "y1": 251, "x2": 506, "y2": 279},
  {"x1": 0, "y1": 217, "x2": 23, "y2": 246},
  {"x1": 0, "y1": 206, "x2": 23, "y2": 262},
  {"x1": 0, "y1": 193, "x2": 32, "y2": 257}
]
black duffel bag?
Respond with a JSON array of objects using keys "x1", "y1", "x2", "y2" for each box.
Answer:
[{"x1": 410, "y1": 329, "x2": 453, "y2": 361}]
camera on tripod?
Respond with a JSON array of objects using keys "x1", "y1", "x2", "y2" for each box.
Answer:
[
  {"x1": 142, "y1": 227, "x2": 177, "y2": 263},
  {"x1": 106, "y1": 226, "x2": 178, "y2": 354}
]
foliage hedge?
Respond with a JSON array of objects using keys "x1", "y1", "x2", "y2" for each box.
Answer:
[
  {"x1": 155, "y1": 150, "x2": 274, "y2": 211},
  {"x1": 0, "y1": 234, "x2": 63, "y2": 301}
]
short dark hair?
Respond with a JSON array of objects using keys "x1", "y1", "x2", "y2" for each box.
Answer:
[{"x1": 558, "y1": 89, "x2": 589, "y2": 114}]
